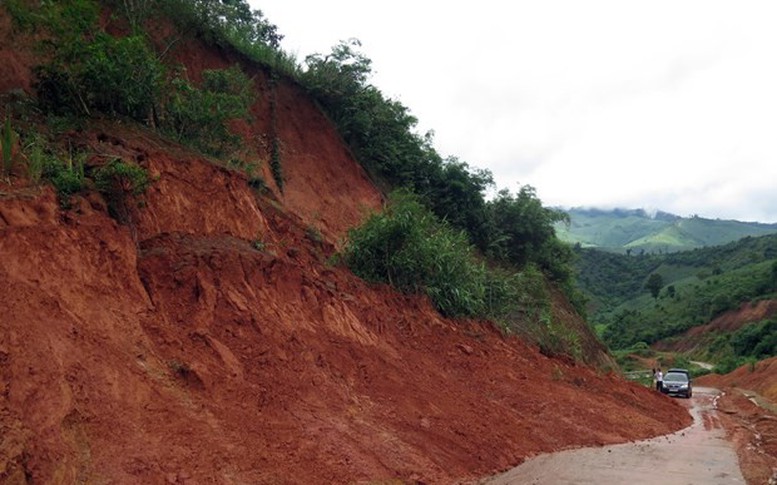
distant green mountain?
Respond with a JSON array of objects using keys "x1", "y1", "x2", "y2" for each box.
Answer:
[{"x1": 555, "y1": 208, "x2": 777, "y2": 253}]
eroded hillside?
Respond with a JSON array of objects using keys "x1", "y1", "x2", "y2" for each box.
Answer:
[
  {"x1": 654, "y1": 299, "x2": 777, "y2": 356},
  {"x1": 0, "y1": 4, "x2": 691, "y2": 483}
]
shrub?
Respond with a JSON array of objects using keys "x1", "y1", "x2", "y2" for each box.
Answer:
[
  {"x1": 51, "y1": 168, "x2": 85, "y2": 199},
  {"x1": 26, "y1": 0, "x2": 250, "y2": 156},
  {"x1": 94, "y1": 159, "x2": 151, "y2": 222},
  {"x1": 343, "y1": 190, "x2": 532, "y2": 319},
  {"x1": 343, "y1": 190, "x2": 479, "y2": 316},
  {"x1": 4, "y1": 0, "x2": 39, "y2": 30},
  {"x1": 162, "y1": 0, "x2": 282, "y2": 48},
  {"x1": 110, "y1": 0, "x2": 156, "y2": 32},
  {"x1": 160, "y1": 66, "x2": 253, "y2": 156},
  {"x1": 44, "y1": 151, "x2": 86, "y2": 203},
  {"x1": 35, "y1": 32, "x2": 163, "y2": 121},
  {"x1": 26, "y1": 0, "x2": 162, "y2": 122},
  {"x1": 81, "y1": 34, "x2": 163, "y2": 120},
  {"x1": 23, "y1": 135, "x2": 46, "y2": 183}
]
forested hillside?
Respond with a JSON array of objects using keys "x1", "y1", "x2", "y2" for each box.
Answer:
[{"x1": 575, "y1": 233, "x2": 777, "y2": 371}]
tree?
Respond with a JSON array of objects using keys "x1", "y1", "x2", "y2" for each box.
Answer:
[
  {"x1": 302, "y1": 40, "x2": 496, "y2": 250},
  {"x1": 485, "y1": 186, "x2": 572, "y2": 282},
  {"x1": 184, "y1": 0, "x2": 283, "y2": 48},
  {"x1": 421, "y1": 157, "x2": 493, "y2": 249},
  {"x1": 646, "y1": 273, "x2": 663, "y2": 299}
]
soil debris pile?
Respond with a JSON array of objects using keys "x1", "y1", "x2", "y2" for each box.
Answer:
[
  {"x1": 1, "y1": 148, "x2": 690, "y2": 483},
  {"x1": 698, "y1": 357, "x2": 777, "y2": 404}
]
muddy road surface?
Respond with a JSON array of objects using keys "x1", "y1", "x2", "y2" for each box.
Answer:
[{"x1": 481, "y1": 387, "x2": 745, "y2": 484}]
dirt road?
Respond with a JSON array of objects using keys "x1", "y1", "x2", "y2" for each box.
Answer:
[{"x1": 481, "y1": 387, "x2": 745, "y2": 484}]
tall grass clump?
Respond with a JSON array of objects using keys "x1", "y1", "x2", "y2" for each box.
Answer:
[
  {"x1": 44, "y1": 150, "x2": 87, "y2": 204},
  {"x1": 22, "y1": 133, "x2": 51, "y2": 184}
]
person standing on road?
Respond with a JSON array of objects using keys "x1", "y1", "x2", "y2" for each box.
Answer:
[{"x1": 655, "y1": 368, "x2": 663, "y2": 392}]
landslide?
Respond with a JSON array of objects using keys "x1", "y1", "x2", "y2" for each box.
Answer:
[
  {"x1": 0, "y1": 7, "x2": 691, "y2": 484},
  {"x1": 0, "y1": 180, "x2": 691, "y2": 484},
  {"x1": 697, "y1": 357, "x2": 777, "y2": 403},
  {"x1": 653, "y1": 299, "x2": 777, "y2": 355}
]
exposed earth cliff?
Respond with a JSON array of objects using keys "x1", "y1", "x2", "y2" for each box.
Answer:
[{"x1": 0, "y1": 6, "x2": 691, "y2": 483}]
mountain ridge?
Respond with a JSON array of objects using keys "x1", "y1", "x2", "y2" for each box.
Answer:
[{"x1": 555, "y1": 207, "x2": 777, "y2": 253}]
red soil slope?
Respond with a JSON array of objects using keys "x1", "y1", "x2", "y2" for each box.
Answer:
[
  {"x1": 0, "y1": 179, "x2": 691, "y2": 483},
  {"x1": 0, "y1": 8, "x2": 691, "y2": 484}
]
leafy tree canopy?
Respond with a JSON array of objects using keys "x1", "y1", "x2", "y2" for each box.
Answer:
[{"x1": 200, "y1": 0, "x2": 281, "y2": 47}]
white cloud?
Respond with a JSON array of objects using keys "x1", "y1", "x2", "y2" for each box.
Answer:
[{"x1": 251, "y1": 0, "x2": 777, "y2": 222}]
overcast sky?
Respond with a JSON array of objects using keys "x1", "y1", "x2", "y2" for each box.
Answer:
[{"x1": 250, "y1": 1, "x2": 777, "y2": 223}]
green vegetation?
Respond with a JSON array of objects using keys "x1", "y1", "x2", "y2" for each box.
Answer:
[
  {"x1": 94, "y1": 159, "x2": 151, "y2": 223},
  {"x1": 161, "y1": 65, "x2": 254, "y2": 156},
  {"x1": 49, "y1": 159, "x2": 86, "y2": 202},
  {"x1": 161, "y1": 0, "x2": 298, "y2": 78},
  {"x1": 300, "y1": 40, "x2": 578, "y2": 306},
  {"x1": 340, "y1": 191, "x2": 584, "y2": 358},
  {"x1": 708, "y1": 317, "x2": 777, "y2": 373},
  {"x1": 576, "y1": 233, "x2": 777, "y2": 362},
  {"x1": 269, "y1": 128, "x2": 283, "y2": 191},
  {"x1": 14, "y1": 132, "x2": 71, "y2": 190},
  {"x1": 601, "y1": 259, "x2": 776, "y2": 349},
  {"x1": 23, "y1": 134, "x2": 46, "y2": 183},
  {"x1": 343, "y1": 191, "x2": 512, "y2": 318},
  {"x1": 10, "y1": 0, "x2": 254, "y2": 158},
  {"x1": 485, "y1": 187, "x2": 572, "y2": 283},
  {"x1": 35, "y1": 32, "x2": 163, "y2": 120},
  {"x1": 645, "y1": 273, "x2": 663, "y2": 300},
  {"x1": 579, "y1": 233, "x2": 777, "y2": 315}
]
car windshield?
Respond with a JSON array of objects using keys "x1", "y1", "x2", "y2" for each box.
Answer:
[{"x1": 664, "y1": 372, "x2": 689, "y2": 383}]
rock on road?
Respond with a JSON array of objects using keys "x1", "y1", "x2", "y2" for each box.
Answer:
[{"x1": 481, "y1": 387, "x2": 745, "y2": 485}]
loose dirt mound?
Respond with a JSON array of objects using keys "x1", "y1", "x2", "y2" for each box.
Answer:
[{"x1": 698, "y1": 357, "x2": 777, "y2": 403}]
